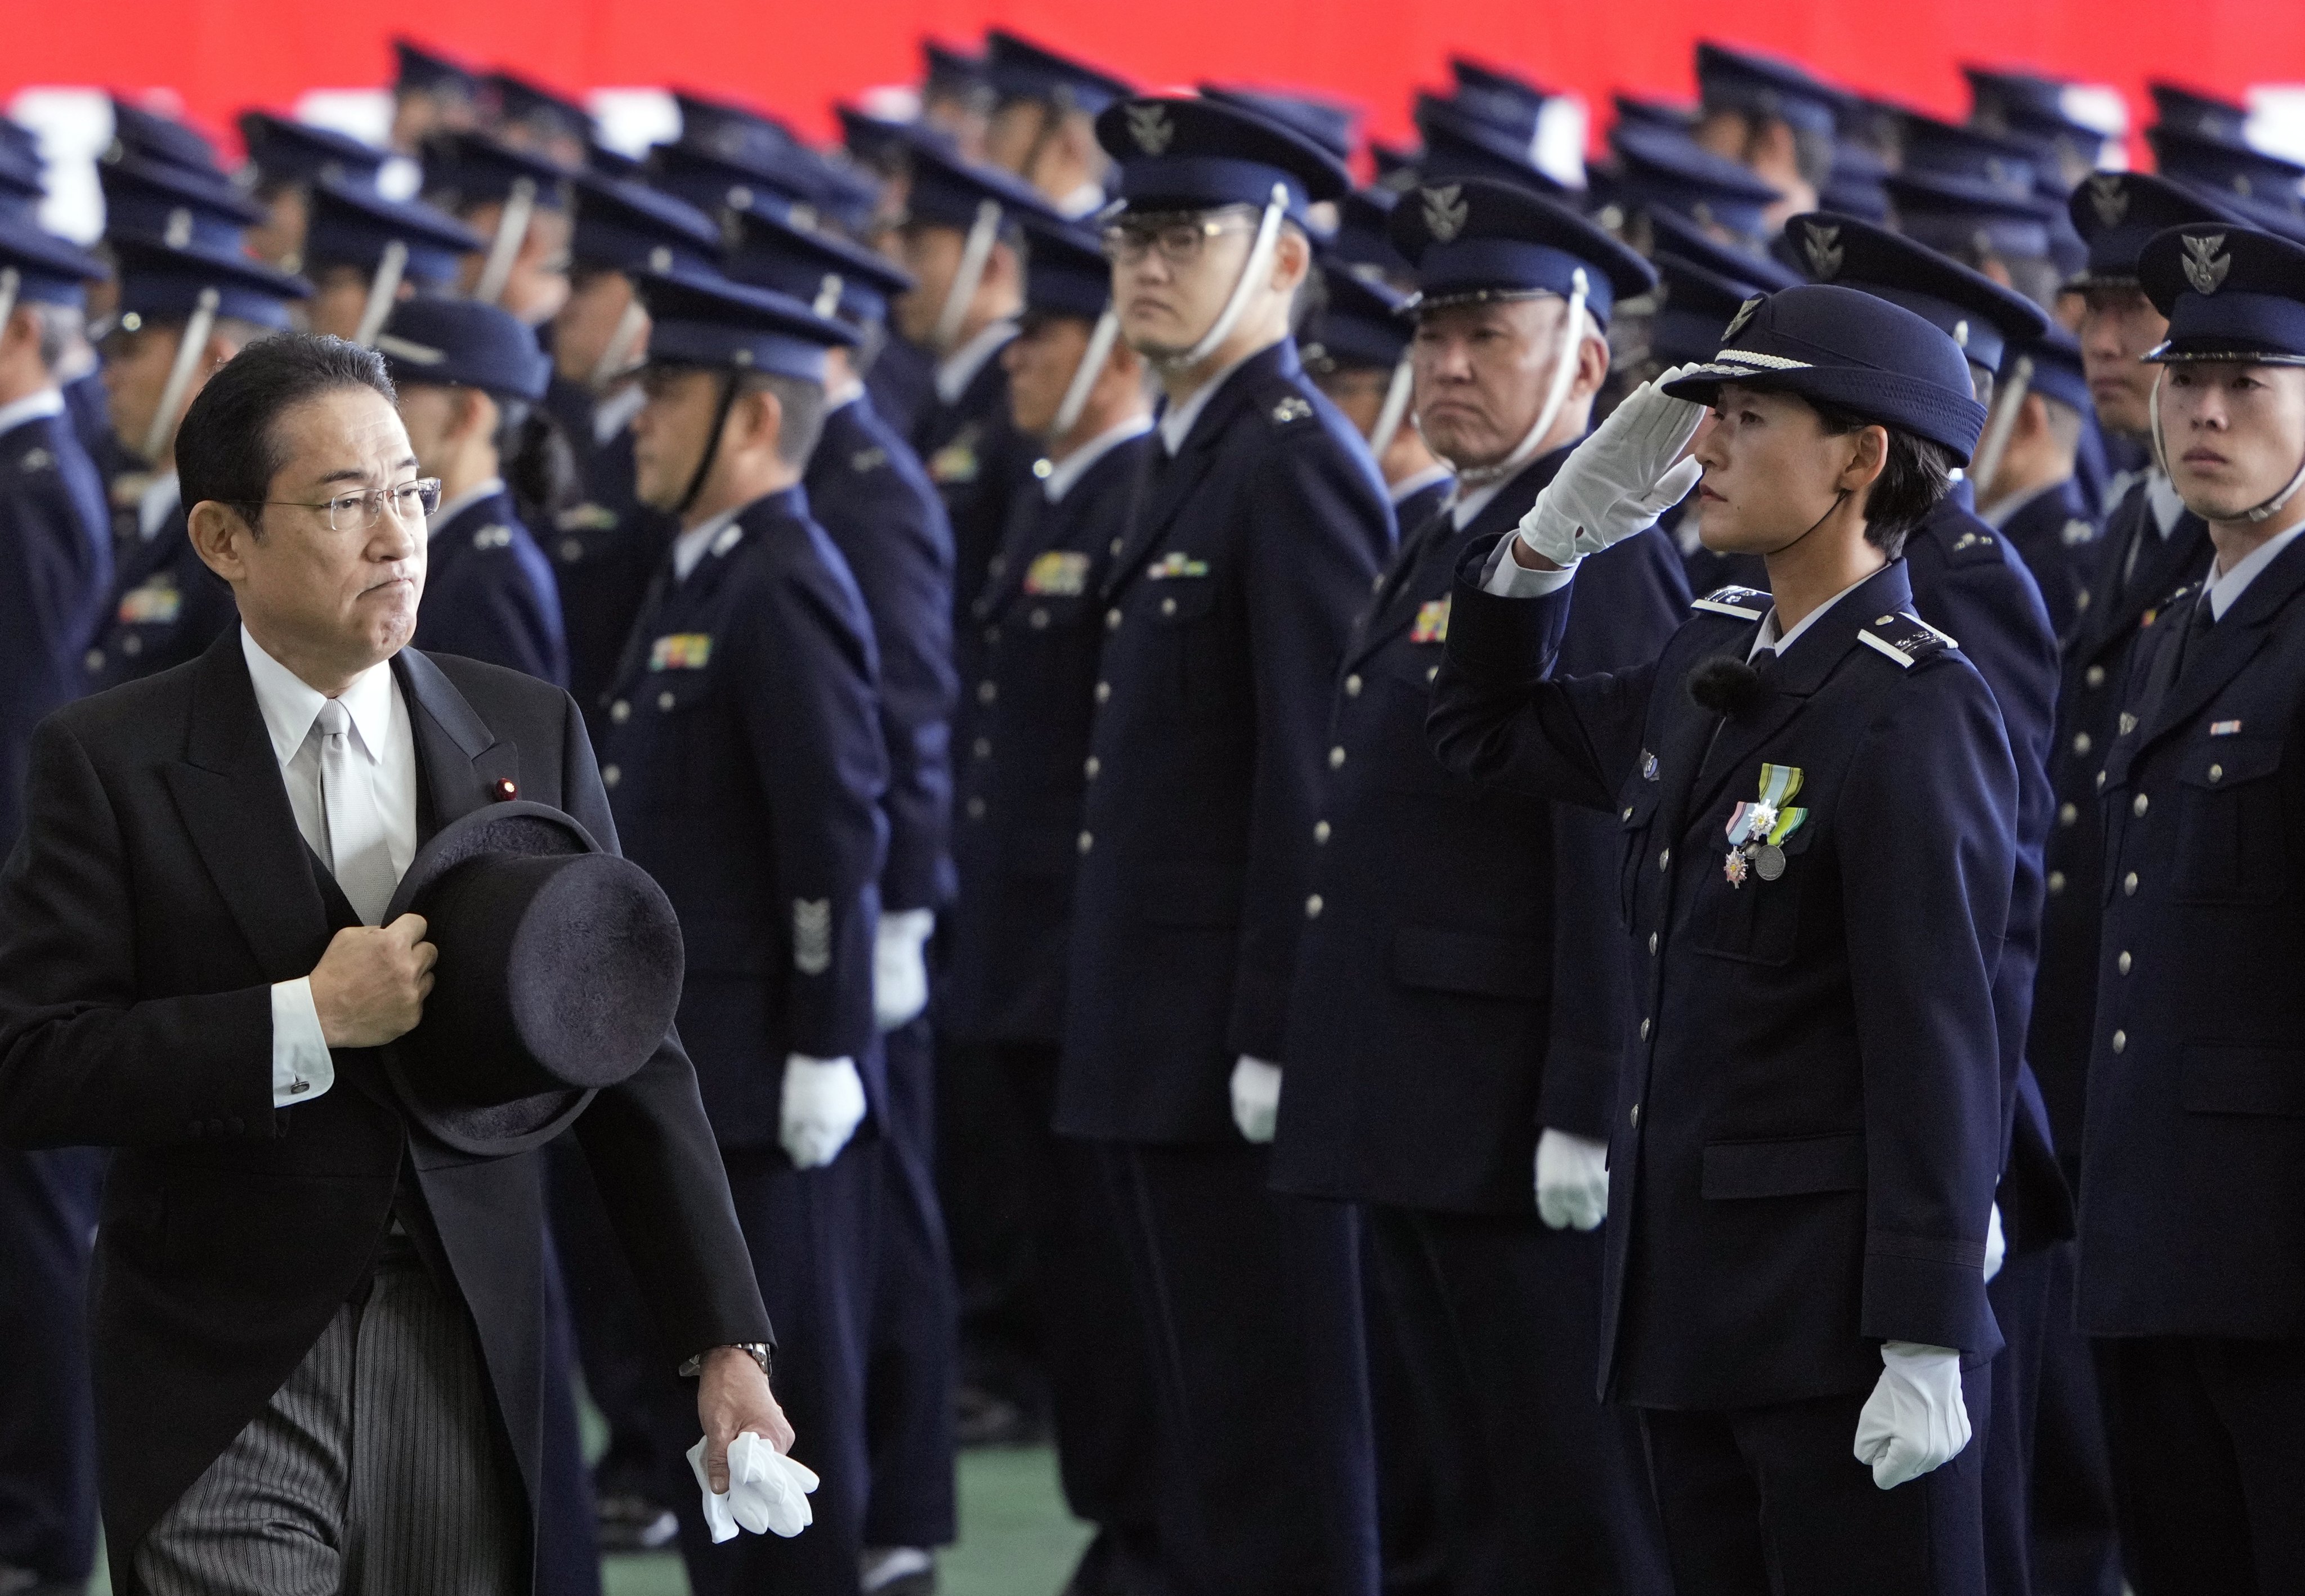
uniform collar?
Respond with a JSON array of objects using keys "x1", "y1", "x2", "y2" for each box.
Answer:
[
  {"x1": 1157, "y1": 339, "x2": 1277, "y2": 456},
  {"x1": 1977, "y1": 473, "x2": 2068, "y2": 530},
  {"x1": 2205, "y1": 520, "x2": 2305, "y2": 621},
  {"x1": 934, "y1": 319, "x2": 1018, "y2": 405},
  {"x1": 1042, "y1": 414, "x2": 1152, "y2": 503},
  {"x1": 0, "y1": 387, "x2": 64, "y2": 441},
  {"x1": 239, "y1": 624, "x2": 399, "y2": 770},
  {"x1": 428, "y1": 476, "x2": 507, "y2": 536},
  {"x1": 1389, "y1": 462, "x2": 1454, "y2": 507},
  {"x1": 1750, "y1": 564, "x2": 1896, "y2": 663},
  {"x1": 2146, "y1": 472, "x2": 2186, "y2": 537}
]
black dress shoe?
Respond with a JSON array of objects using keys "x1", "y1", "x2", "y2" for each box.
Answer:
[{"x1": 595, "y1": 1492, "x2": 679, "y2": 1552}]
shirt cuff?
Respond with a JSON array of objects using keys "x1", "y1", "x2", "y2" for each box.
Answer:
[
  {"x1": 1480, "y1": 536, "x2": 1581, "y2": 598},
  {"x1": 270, "y1": 978, "x2": 335, "y2": 1107}
]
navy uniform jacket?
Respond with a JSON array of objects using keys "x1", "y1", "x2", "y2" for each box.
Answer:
[
  {"x1": 2029, "y1": 483, "x2": 2212, "y2": 1157},
  {"x1": 540, "y1": 376, "x2": 678, "y2": 736},
  {"x1": 2, "y1": 408, "x2": 113, "y2": 849},
  {"x1": 805, "y1": 392, "x2": 959, "y2": 914},
  {"x1": 1430, "y1": 554, "x2": 2017, "y2": 1409},
  {"x1": 1056, "y1": 340, "x2": 1395, "y2": 1144},
  {"x1": 943, "y1": 429, "x2": 1152, "y2": 1045},
  {"x1": 83, "y1": 508, "x2": 237, "y2": 696},
  {"x1": 915, "y1": 342, "x2": 1035, "y2": 695},
  {"x1": 2082, "y1": 537, "x2": 2305, "y2": 1337},
  {"x1": 597, "y1": 487, "x2": 889, "y2": 1154},
  {"x1": 414, "y1": 486, "x2": 570, "y2": 688},
  {"x1": 1392, "y1": 474, "x2": 1453, "y2": 543},
  {"x1": 1995, "y1": 476, "x2": 2100, "y2": 641},
  {"x1": 864, "y1": 333, "x2": 937, "y2": 445},
  {"x1": 1274, "y1": 450, "x2": 1689, "y2": 1213}
]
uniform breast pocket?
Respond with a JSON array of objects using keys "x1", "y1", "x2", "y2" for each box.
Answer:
[
  {"x1": 623, "y1": 671, "x2": 717, "y2": 807},
  {"x1": 1685, "y1": 822, "x2": 1820, "y2": 967},
  {"x1": 1143, "y1": 576, "x2": 1221, "y2": 712},
  {"x1": 2171, "y1": 737, "x2": 2288, "y2": 904}
]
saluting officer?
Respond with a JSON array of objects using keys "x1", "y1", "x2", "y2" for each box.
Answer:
[
  {"x1": 375, "y1": 295, "x2": 569, "y2": 685},
  {"x1": 596, "y1": 264, "x2": 888, "y2": 1596},
  {"x1": 0, "y1": 210, "x2": 114, "y2": 1596},
  {"x1": 1430, "y1": 284, "x2": 2018, "y2": 1593},
  {"x1": 942, "y1": 210, "x2": 1163, "y2": 1593},
  {"x1": 1299, "y1": 261, "x2": 1453, "y2": 530},
  {"x1": 86, "y1": 236, "x2": 310, "y2": 692},
  {"x1": 1058, "y1": 94, "x2": 1393, "y2": 1595},
  {"x1": 1274, "y1": 179, "x2": 1679, "y2": 1595},
  {"x1": 1973, "y1": 326, "x2": 2101, "y2": 638},
  {"x1": 2079, "y1": 224, "x2": 2305, "y2": 1593},
  {"x1": 725, "y1": 198, "x2": 963, "y2": 1589}
]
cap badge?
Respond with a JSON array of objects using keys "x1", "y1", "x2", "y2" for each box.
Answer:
[
  {"x1": 1953, "y1": 319, "x2": 1971, "y2": 348},
  {"x1": 1800, "y1": 221, "x2": 1842, "y2": 280},
  {"x1": 814, "y1": 273, "x2": 845, "y2": 318},
  {"x1": 2181, "y1": 232, "x2": 2232, "y2": 295},
  {"x1": 1421, "y1": 183, "x2": 1469, "y2": 243},
  {"x1": 1125, "y1": 104, "x2": 1175, "y2": 156},
  {"x1": 1723, "y1": 295, "x2": 1764, "y2": 341},
  {"x1": 2087, "y1": 174, "x2": 2128, "y2": 228},
  {"x1": 648, "y1": 245, "x2": 673, "y2": 273},
  {"x1": 164, "y1": 207, "x2": 194, "y2": 250}
]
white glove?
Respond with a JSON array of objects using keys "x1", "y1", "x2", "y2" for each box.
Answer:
[
  {"x1": 1533, "y1": 1127, "x2": 1610, "y2": 1231},
  {"x1": 1854, "y1": 1342, "x2": 1972, "y2": 1490},
  {"x1": 873, "y1": 908, "x2": 934, "y2": 1032},
  {"x1": 780, "y1": 1054, "x2": 866, "y2": 1169},
  {"x1": 1984, "y1": 1202, "x2": 2005, "y2": 1283},
  {"x1": 1230, "y1": 1056, "x2": 1282, "y2": 1144},
  {"x1": 687, "y1": 1431, "x2": 818, "y2": 1541},
  {"x1": 1517, "y1": 364, "x2": 1707, "y2": 566}
]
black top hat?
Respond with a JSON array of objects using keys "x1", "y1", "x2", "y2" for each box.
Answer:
[{"x1": 379, "y1": 801, "x2": 684, "y2": 1155}]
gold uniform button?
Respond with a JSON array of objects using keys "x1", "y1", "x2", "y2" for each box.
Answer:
[
  {"x1": 1639, "y1": 1017, "x2": 1651, "y2": 1040},
  {"x1": 1160, "y1": 597, "x2": 1177, "y2": 617},
  {"x1": 1623, "y1": 806, "x2": 1634, "y2": 820},
  {"x1": 973, "y1": 737, "x2": 992, "y2": 759},
  {"x1": 2058, "y1": 801, "x2": 2077, "y2": 826},
  {"x1": 1085, "y1": 756, "x2": 1100, "y2": 779},
  {"x1": 2111, "y1": 1029, "x2": 2127, "y2": 1054},
  {"x1": 2118, "y1": 951, "x2": 2132, "y2": 976},
  {"x1": 2209, "y1": 763, "x2": 2225, "y2": 783},
  {"x1": 2085, "y1": 665, "x2": 2105, "y2": 688},
  {"x1": 1095, "y1": 681, "x2": 1111, "y2": 704},
  {"x1": 966, "y1": 797, "x2": 986, "y2": 820},
  {"x1": 657, "y1": 691, "x2": 676, "y2": 711},
  {"x1": 1110, "y1": 537, "x2": 1125, "y2": 556},
  {"x1": 2073, "y1": 732, "x2": 2092, "y2": 755},
  {"x1": 1314, "y1": 820, "x2": 1331, "y2": 844},
  {"x1": 84, "y1": 648, "x2": 104, "y2": 672},
  {"x1": 610, "y1": 700, "x2": 631, "y2": 724},
  {"x1": 1649, "y1": 932, "x2": 1659, "y2": 954},
  {"x1": 2132, "y1": 793, "x2": 2149, "y2": 817},
  {"x1": 1630, "y1": 1102, "x2": 1641, "y2": 1129},
  {"x1": 1305, "y1": 893, "x2": 1324, "y2": 918},
  {"x1": 2123, "y1": 872, "x2": 2139, "y2": 895},
  {"x1": 602, "y1": 765, "x2": 621, "y2": 788},
  {"x1": 122, "y1": 635, "x2": 143, "y2": 657},
  {"x1": 1659, "y1": 848, "x2": 1671, "y2": 869},
  {"x1": 2096, "y1": 770, "x2": 2108, "y2": 792},
  {"x1": 978, "y1": 680, "x2": 997, "y2": 703},
  {"x1": 1077, "y1": 831, "x2": 1094, "y2": 854},
  {"x1": 1107, "y1": 608, "x2": 1122, "y2": 630},
  {"x1": 1345, "y1": 674, "x2": 1362, "y2": 697},
  {"x1": 2048, "y1": 870, "x2": 2067, "y2": 894},
  {"x1": 1427, "y1": 666, "x2": 1438, "y2": 683},
  {"x1": 1030, "y1": 608, "x2": 1050, "y2": 629},
  {"x1": 1329, "y1": 746, "x2": 1347, "y2": 769}
]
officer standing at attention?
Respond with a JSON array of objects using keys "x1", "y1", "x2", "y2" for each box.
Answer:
[
  {"x1": 0, "y1": 212, "x2": 115, "y2": 1596},
  {"x1": 597, "y1": 264, "x2": 889, "y2": 1596},
  {"x1": 1973, "y1": 326, "x2": 2101, "y2": 638},
  {"x1": 387, "y1": 37, "x2": 481, "y2": 158},
  {"x1": 1430, "y1": 284, "x2": 2017, "y2": 1593},
  {"x1": 942, "y1": 210, "x2": 1163, "y2": 1595},
  {"x1": 1057, "y1": 93, "x2": 1393, "y2": 1596},
  {"x1": 375, "y1": 295, "x2": 570, "y2": 685},
  {"x1": 86, "y1": 235, "x2": 310, "y2": 692},
  {"x1": 425, "y1": 131, "x2": 575, "y2": 330},
  {"x1": 232, "y1": 110, "x2": 390, "y2": 274},
  {"x1": 1300, "y1": 262, "x2": 1454, "y2": 532},
  {"x1": 726, "y1": 199, "x2": 961, "y2": 1596},
  {"x1": 1274, "y1": 179, "x2": 1680, "y2": 1595},
  {"x1": 979, "y1": 30, "x2": 1132, "y2": 218},
  {"x1": 2078, "y1": 223, "x2": 2305, "y2": 1595},
  {"x1": 298, "y1": 177, "x2": 480, "y2": 342}
]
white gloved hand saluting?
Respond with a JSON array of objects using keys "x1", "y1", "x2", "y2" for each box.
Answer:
[
  {"x1": 1517, "y1": 364, "x2": 1708, "y2": 567},
  {"x1": 1533, "y1": 1127, "x2": 1610, "y2": 1231},
  {"x1": 1854, "y1": 1342, "x2": 1972, "y2": 1490},
  {"x1": 873, "y1": 908, "x2": 934, "y2": 1033},
  {"x1": 687, "y1": 1432, "x2": 818, "y2": 1541},
  {"x1": 780, "y1": 1054, "x2": 866, "y2": 1169},
  {"x1": 1230, "y1": 1056, "x2": 1282, "y2": 1144}
]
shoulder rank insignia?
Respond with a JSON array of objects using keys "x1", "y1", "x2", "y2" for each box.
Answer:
[
  {"x1": 16, "y1": 446, "x2": 52, "y2": 472},
  {"x1": 1947, "y1": 527, "x2": 2000, "y2": 562},
  {"x1": 1724, "y1": 762, "x2": 1807, "y2": 886},
  {"x1": 648, "y1": 633, "x2": 714, "y2": 671},
  {"x1": 1858, "y1": 609, "x2": 1954, "y2": 669},
  {"x1": 1145, "y1": 552, "x2": 1211, "y2": 580},
  {"x1": 1024, "y1": 549, "x2": 1090, "y2": 597},
  {"x1": 1271, "y1": 395, "x2": 1314, "y2": 425},
  {"x1": 117, "y1": 579, "x2": 181, "y2": 626},
  {"x1": 1411, "y1": 594, "x2": 1452, "y2": 644},
  {"x1": 556, "y1": 502, "x2": 620, "y2": 532},
  {"x1": 2060, "y1": 518, "x2": 2096, "y2": 548},
  {"x1": 473, "y1": 523, "x2": 515, "y2": 551},
  {"x1": 1691, "y1": 585, "x2": 1769, "y2": 621},
  {"x1": 851, "y1": 447, "x2": 888, "y2": 473}
]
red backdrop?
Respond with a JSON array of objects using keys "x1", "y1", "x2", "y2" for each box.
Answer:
[{"x1": 9, "y1": 0, "x2": 2305, "y2": 154}]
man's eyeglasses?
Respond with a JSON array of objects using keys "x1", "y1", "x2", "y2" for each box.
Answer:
[
  {"x1": 1100, "y1": 211, "x2": 1258, "y2": 268},
  {"x1": 258, "y1": 478, "x2": 442, "y2": 532}
]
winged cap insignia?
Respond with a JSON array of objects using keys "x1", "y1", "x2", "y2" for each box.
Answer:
[
  {"x1": 2087, "y1": 174, "x2": 2129, "y2": 228},
  {"x1": 2182, "y1": 232, "x2": 2232, "y2": 294},
  {"x1": 1722, "y1": 295, "x2": 1764, "y2": 341},
  {"x1": 1125, "y1": 104, "x2": 1175, "y2": 156},
  {"x1": 1422, "y1": 184, "x2": 1469, "y2": 243},
  {"x1": 1801, "y1": 221, "x2": 1842, "y2": 280}
]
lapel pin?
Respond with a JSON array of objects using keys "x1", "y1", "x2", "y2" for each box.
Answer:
[{"x1": 493, "y1": 777, "x2": 518, "y2": 801}]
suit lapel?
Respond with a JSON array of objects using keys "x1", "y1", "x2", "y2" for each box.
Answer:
[
  {"x1": 163, "y1": 631, "x2": 334, "y2": 982},
  {"x1": 393, "y1": 648, "x2": 514, "y2": 841}
]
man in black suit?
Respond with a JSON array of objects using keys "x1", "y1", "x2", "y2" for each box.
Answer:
[{"x1": 0, "y1": 332, "x2": 786, "y2": 1594}]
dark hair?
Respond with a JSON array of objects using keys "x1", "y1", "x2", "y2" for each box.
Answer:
[
  {"x1": 1807, "y1": 397, "x2": 1960, "y2": 559},
  {"x1": 176, "y1": 332, "x2": 396, "y2": 524},
  {"x1": 496, "y1": 397, "x2": 582, "y2": 532}
]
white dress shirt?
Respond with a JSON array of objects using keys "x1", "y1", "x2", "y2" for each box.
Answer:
[
  {"x1": 427, "y1": 476, "x2": 506, "y2": 535},
  {"x1": 0, "y1": 387, "x2": 64, "y2": 442},
  {"x1": 671, "y1": 505, "x2": 748, "y2": 584},
  {"x1": 933, "y1": 320, "x2": 1018, "y2": 407},
  {"x1": 1388, "y1": 463, "x2": 1454, "y2": 509},
  {"x1": 1040, "y1": 415, "x2": 1153, "y2": 503},
  {"x1": 241, "y1": 627, "x2": 420, "y2": 1106},
  {"x1": 2204, "y1": 521, "x2": 2305, "y2": 621},
  {"x1": 1157, "y1": 344, "x2": 1264, "y2": 456}
]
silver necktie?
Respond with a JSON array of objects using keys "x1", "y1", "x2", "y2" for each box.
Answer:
[{"x1": 313, "y1": 699, "x2": 396, "y2": 925}]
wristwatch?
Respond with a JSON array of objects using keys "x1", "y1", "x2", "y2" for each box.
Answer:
[{"x1": 679, "y1": 1342, "x2": 772, "y2": 1378}]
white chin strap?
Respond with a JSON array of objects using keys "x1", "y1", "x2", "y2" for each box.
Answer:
[
  {"x1": 1366, "y1": 356, "x2": 1415, "y2": 459},
  {"x1": 473, "y1": 177, "x2": 537, "y2": 307},
  {"x1": 589, "y1": 297, "x2": 652, "y2": 390},
  {"x1": 1051, "y1": 306, "x2": 1121, "y2": 440},
  {"x1": 351, "y1": 239, "x2": 408, "y2": 347},
  {"x1": 932, "y1": 199, "x2": 1003, "y2": 354},
  {"x1": 2152, "y1": 364, "x2": 2305, "y2": 523},
  {"x1": 1157, "y1": 183, "x2": 1289, "y2": 374},
  {"x1": 1970, "y1": 354, "x2": 2032, "y2": 496},
  {"x1": 143, "y1": 286, "x2": 220, "y2": 465},
  {"x1": 1456, "y1": 268, "x2": 1588, "y2": 488},
  {"x1": 0, "y1": 268, "x2": 20, "y2": 348}
]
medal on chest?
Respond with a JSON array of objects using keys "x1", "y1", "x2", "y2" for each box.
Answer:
[{"x1": 1724, "y1": 763, "x2": 1808, "y2": 886}]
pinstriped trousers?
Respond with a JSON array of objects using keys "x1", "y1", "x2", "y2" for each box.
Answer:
[{"x1": 136, "y1": 1239, "x2": 526, "y2": 1596}]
